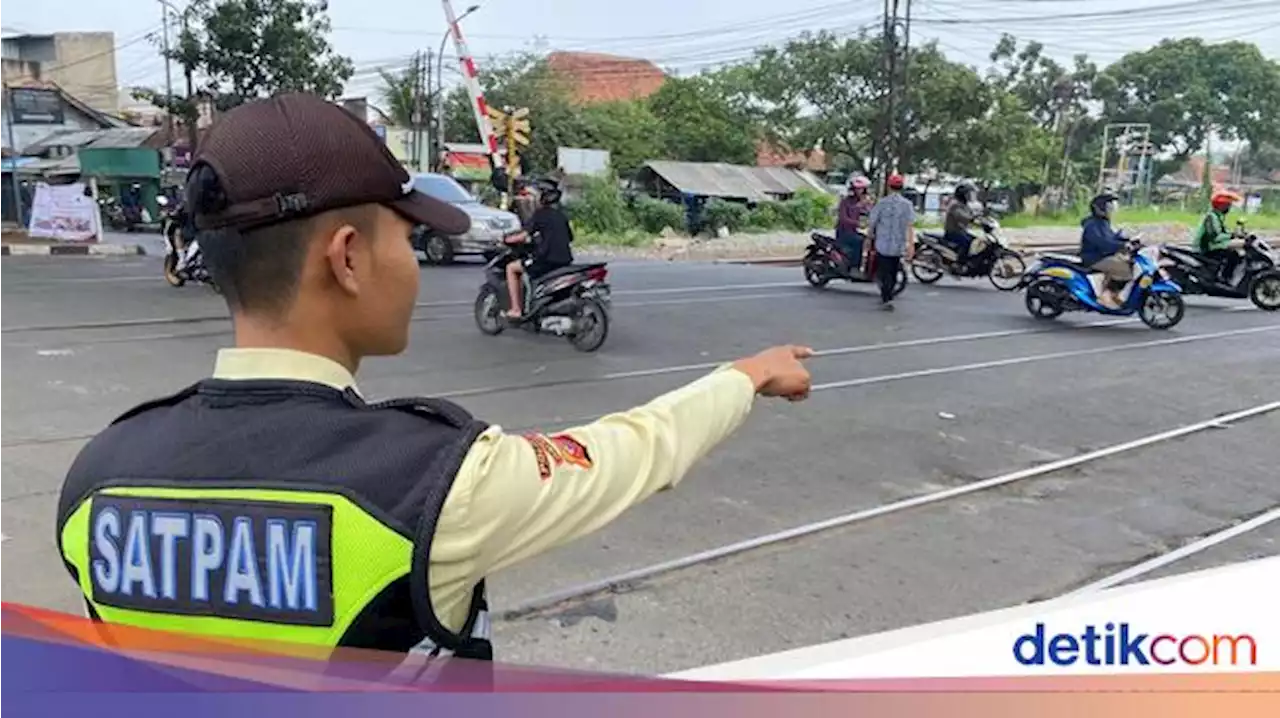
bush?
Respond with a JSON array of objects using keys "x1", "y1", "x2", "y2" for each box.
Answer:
[
  {"x1": 563, "y1": 175, "x2": 635, "y2": 234},
  {"x1": 702, "y1": 198, "x2": 749, "y2": 233},
  {"x1": 777, "y1": 187, "x2": 837, "y2": 231},
  {"x1": 746, "y1": 201, "x2": 782, "y2": 229},
  {"x1": 630, "y1": 195, "x2": 687, "y2": 234}
]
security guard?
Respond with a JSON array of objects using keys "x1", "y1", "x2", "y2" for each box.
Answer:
[{"x1": 55, "y1": 93, "x2": 813, "y2": 667}]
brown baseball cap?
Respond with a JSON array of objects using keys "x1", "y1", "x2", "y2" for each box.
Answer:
[{"x1": 190, "y1": 92, "x2": 471, "y2": 236}]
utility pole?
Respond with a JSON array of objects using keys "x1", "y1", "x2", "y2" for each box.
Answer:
[
  {"x1": 409, "y1": 51, "x2": 423, "y2": 170},
  {"x1": 159, "y1": 3, "x2": 176, "y2": 170},
  {"x1": 896, "y1": 0, "x2": 912, "y2": 176},
  {"x1": 424, "y1": 53, "x2": 433, "y2": 172},
  {"x1": 877, "y1": 0, "x2": 905, "y2": 194},
  {"x1": 5, "y1": 86, "x2": 26, "y2": 228}
]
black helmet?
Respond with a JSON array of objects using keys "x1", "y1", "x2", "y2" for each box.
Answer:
[
  {"x1": 1090, "y1": 191, "x2": 1119, "y2": 217},
  {"x1": 954, "y1": 182, "x2": 976, "y2": 202}
]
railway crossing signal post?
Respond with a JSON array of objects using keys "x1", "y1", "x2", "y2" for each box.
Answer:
[{"x1": 486, "y1": 106, "x2": 530, "y2": 209}]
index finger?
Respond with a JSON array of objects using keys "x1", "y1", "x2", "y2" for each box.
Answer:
[{"x1": 790, "y1": 345, "x2": 815, "y2": 359}]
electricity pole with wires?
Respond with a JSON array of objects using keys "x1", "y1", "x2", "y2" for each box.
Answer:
[{"x1": 877, "y1": 0, "x2": 911, "y2": 194}]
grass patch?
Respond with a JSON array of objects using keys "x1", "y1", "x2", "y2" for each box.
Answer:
[{"x1": 1000, "y1": 208, "x2": 1280, "y2": 230}]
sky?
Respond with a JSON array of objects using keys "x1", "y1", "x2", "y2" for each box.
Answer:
[{"x1": 4, "y1": 0, "x2": 1279, "y2": 109}]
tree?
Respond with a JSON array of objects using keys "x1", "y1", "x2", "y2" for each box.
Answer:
[
  {"x1": 944, "y1": 91, "x2": 1060, "y2": 192},
  {"x1": 377, "y1": 56, "x2": 425, "y2": 128},
  {"x1": 747, "y1": 31, "x2": 883, "y2": 175},
  {"x1": 577, "y1": 101, "x2": 665, "y2": 173},
  {"x1": 1098, "y1": 38, "x2": 1280, "y2": 160},
  {"x1": 646, "y1": 75, "x2": 758, "y2": 165},
  {"x1": 441, "y1": 53, "x2": 586, "y2": 173},
  {"x1": 746, "y1": 32, "x2": 989, "y2": 179},
  {"x1": 136, "y1": 0, "x2": 353, "y2": 146}
]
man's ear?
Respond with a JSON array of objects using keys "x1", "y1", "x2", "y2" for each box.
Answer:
[{"x1": 323, "y1": 222, "x2": 363, "y2": 297}]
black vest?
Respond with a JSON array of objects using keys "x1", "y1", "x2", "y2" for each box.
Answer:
[{"x1": 56, "y1": 379, "x2": 493, "y2": 660}]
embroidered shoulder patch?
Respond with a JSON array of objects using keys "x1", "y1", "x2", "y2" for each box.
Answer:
[
  {"x1": 549, "y1": 434, "x2": 593, "y2": 470},
  {"x1": 521, "y1": 433, "x2": 557, "y2": 481},
  {"x1": 520, "y1": 432, "x2": 594, "y2": 480}
]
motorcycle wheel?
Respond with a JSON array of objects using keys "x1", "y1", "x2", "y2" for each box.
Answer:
[
  {"x1": 570, "y1": 298, "x2": 609, "y2": 352},
  {"x1": 474, "y1": 285, "x2": 505, "y2": 335},
  {"x1": 988, "y1": 251, "x2": 1027, "y2": 292},
  {"x1": 803, "y1": 256, "x2": 830, "y2": 288},
  {"x1": 163, "y1": 252, "x2": 186, "y2": 287},
  {"x1": 910, "y1": 247, "x2": 944, "y2": 284},
  {"x1": 1139, "y1": 290, "x2": 1185, "y2": 330},
  {"x1": 1025, "y1": 278, "x2": 1065, "y2": 320},
  {"x1": 1248, "y1": 271, "x2": 1280, "y2": 311}
]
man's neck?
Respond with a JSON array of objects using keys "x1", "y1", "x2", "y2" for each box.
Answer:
[{"x1": 231, "y1": 315, "x2": 359, "y2": 375}]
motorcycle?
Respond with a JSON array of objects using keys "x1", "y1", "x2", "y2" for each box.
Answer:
[
  {"x1": 911, "y1": 215, "x2": 1027, "y2": 291},
  {"x1": 1017, "y1": 237, "x2": 1185, "y2": 329},
  {"x1": 159, "y1": 196, "x2": 219, "y2": 292},
  {"x1": 474, "y1": 234, "x2": 612, "y2": 352},
  {"x1": 99, "y1": 196, "x2": 134, "y2": 232},
  {"x1": 1158, "y1": 225, "x2": 1280, "y2": 311},
  {"x1": 803, "y1": 232, "x2": 908, "y2": 297}
]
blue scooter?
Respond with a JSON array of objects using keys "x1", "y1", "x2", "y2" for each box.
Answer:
[{"x1": 1016, "y1": 237, "x2": 1186, "y2": 329}]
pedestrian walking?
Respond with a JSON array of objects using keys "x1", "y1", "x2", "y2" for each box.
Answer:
[{"x1": 865, "y1": 173, "x2": 916, "y2": 310}]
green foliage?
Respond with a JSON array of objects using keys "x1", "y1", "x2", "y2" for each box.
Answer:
[
  {"x1": 629, "y1": 195, "x2": 687, "y2": 234},
  {"x1": 378, "y1": 56, "x2": 425, "y2": 128},
  {"x1": 746, "y1": 201, "x2": 782, "y2": 229},
  {"x1": 577, "y1": 101, "x2": 665, "y2": 173},
  {"x1": 646, "y1": 75, "x2": 759, "y2": 164},
  {"x1": 1098, "y1": 38, "x2": 1280, "y2": 158},
  {"x1": 702, "y1": 198, "x2": 749, "y2": 233},
  {"x1": 563, "y1": 175, "x2": 634, "y2": 234},
  {"x1": 136, "y1": 0, "x2": 353, "y2": 128},
  {"x1": 776, "y1": 188, "x2": 837, "y2": 231}
]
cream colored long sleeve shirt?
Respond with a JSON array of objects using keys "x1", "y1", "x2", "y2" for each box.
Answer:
[{"x1": 212, "y1": 347, "x2": 757, "y2": 633}]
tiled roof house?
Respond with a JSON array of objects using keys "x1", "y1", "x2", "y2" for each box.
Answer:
[{"x1": 545, "y1": 51, "x2": 668, "y2": 104}]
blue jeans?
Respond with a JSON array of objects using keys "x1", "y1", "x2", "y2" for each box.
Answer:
[
  {"x1": 835, "y1": 228, "x2": 864, "y2": 268},
  {"x1": 944, "y1": 231, "x2": 974, "y2": 261}
]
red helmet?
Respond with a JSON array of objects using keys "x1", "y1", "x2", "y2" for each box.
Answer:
[
  {"x1": 887, "y1": 173, "x2": 905, "y2": 190},
  {"x1": 1211, "y1": 190, "x2": 1240, "y2": 212}
]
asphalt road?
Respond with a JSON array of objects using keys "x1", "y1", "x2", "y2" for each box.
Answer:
[{"x1": 2, "y1": 252, "x2": 1278, "y2": 676}]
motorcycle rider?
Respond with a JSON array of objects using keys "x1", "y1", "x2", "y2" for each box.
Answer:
[
  {"x1": 836, "y1": 176, "x2": 873, "y2": 273},
  {"x1": 1194, "y1": 189, "x2": 1243, "y2": 283},
  {"x1": 1079, "y1": 191, "x2": 1131, "y2": 309},
  {"x1": 504, "y1": 179, "x2": 574, "y2": 320},
  {"x1": 943, "y1": 182, "x2": 978, "y2": 265}
]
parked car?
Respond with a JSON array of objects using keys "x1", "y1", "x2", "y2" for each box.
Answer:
[{"x1": 409, "y1": 172, "x2": 522, "y2": 264}]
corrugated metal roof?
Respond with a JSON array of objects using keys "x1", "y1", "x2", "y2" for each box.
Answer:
[
  {"x1": 642, "y1": 160, "x2": 828, "y2": 201},
  {"x1": 24, "y1": 127, "x2": 157, "y2": 154}
]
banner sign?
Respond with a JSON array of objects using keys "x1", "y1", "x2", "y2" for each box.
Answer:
[
  {"x1": 27, "y1": 182, "x2": 101, "y2": 242},
  {"x1": 10, "y1": 88, "x2": 65, "y2": 125}
]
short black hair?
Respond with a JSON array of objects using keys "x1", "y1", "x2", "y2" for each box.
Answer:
[{"x1": 185, "y1": 164, "x2": 375, "y2": 317}]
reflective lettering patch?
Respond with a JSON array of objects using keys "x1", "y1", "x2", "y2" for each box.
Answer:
[{"x1": 88, "y1": 496, "x2": 334, "y2": 626}]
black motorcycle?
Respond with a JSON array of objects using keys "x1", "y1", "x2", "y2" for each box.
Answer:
[
  {"x1": 159, "y1": 196, "x2": 219, "y2": 292},
  {"x1": 911, "y1": 215, "x2": 1026, "y2": 291},
  {"x1": 803, "y1": 231, "x2": 907, "y2": 297},
  {"x1": 474, "y1": 237, "x2": 612, "y2": 352},
  {"x1": 1159, "y1": 228, "x2": 1280, "y2": 311}
]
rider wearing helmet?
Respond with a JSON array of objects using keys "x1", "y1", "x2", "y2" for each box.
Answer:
[
  {"x1": 1195, "y1": 190, "x2": 1243, "y2": 283},
  {"x1": 1079, "y1": 191, "x2": 1131, "y2": 309},
  {"x1": 504, "y1": 179, "x2": 574, "y2": 320},
  {"x1": 836, "y1": 175, "x2": 873, "y2": 272},
  {"x1": 944, "y1": 182, "x2": 978, "y2": 264}
]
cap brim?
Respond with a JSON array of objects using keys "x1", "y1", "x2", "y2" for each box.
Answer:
[{"x1": 389, "y1": 191, "x2": 472, "y2": 236}]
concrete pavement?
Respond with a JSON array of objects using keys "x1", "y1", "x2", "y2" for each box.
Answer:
[{"x1": 2, "y1": 252, "x2": 1277, "y2": 674}]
